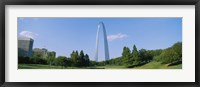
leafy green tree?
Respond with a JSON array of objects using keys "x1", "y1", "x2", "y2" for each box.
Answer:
[
  {"x1": 89, "y1": 61, "x2": 97, "y2": 66},
  {"x1": 159, "y1": 48, "x2": 179, "y2": 64},
  {"x1": 63, "y1": 58, "x2": 72, "y2": 67},
  {"x1": 55, "y1": 56, "x2": 66, "y2": 68},
  {"x1": 122, "y1": 47, "x2": 132, "y2": 66},
  {"x1": 47, "y1": 51, "x2": 56, "y2": 66},
  {"x1": 155, "y1": 42, "x2": 182, "y2": 64},
  {"x1": 172, "y1": 42, "x2": 182, "y2": 61},
  {"x1": 70, "y1": 51, "x2": 79, "y2": 66},
  {"x1": 84, "y1": 54, "x2": 90, "y2": 66},
  {"x1": 132, "y1": 45, "x2": 140, "y2": 65},
  {"x1": 39, "y1": 58, "x2": 47, "y2": 64},
  {"x1": 79, "y1": 50, "x2": 85, "y2": 66},
  {"x1": 138, "y1": 49, "x2": 146, "y2": 63},
  {"x1": 33, "y1": 53, "x2": 41, "y2": 64},
  {"x1": 18, "y1": 56, "x2": 30, "y2": 64}
]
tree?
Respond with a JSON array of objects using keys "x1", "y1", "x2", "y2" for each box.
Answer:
[
  {"x1": 79, "y1": 50, "x2": 85, "y2": 66},
  {"x1": 172, "y1": 42, "x2": 182, "y2": 61},
  {"x1": 84, "y1": 54, "x2": 90, "y2": 66},
  {"x1": 159, "y1": 48, "x2": 179, "y2": 64},
  {"x1": 155, "y1": 42, "x2": 182, "y2": 64},
  {"x1": 122, "y1": 47, "x2": 132, "y2": 66},
  {"x1": 47, "y1": 51, "x2": 56, "y2": 66},
  {"x1": 138, "y1": 49, "x2": 146, "y2": 63},
  {"x1": 18, "y1": 56, "x2": 30, "y2": 64},
  {"x1": 70, "y1": 50, "x2": 79, "y2": 67},
  {"x1": 54, "y1": 56, "x2": 66, "y2": 68},
  {"x1": 38, "y1": 58, "x2": 47, "y2": 64},
  {"x1": 132, "y1": 45, "x2": 140, "y2": 65},
  {"x1": 33, "y1": 52, "x2": 41, "y2": 64},
  {"x1": 64, "y1": 58, "x2": 72, "y2": 67}
]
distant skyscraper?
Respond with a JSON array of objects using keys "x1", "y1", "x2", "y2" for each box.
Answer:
[
  {"x1": 33, "y1": 48, "x2": 56, "y2": 60},
  {"x1": 47, "y1": 51, "x2": 56, "y2": 59},
  {"x1": 33, "y1": 48, "x2": 48, "y2": 59},
  {"x1": 18, "y1": 37, "x2": 34, "y2": 58},
  {"x1": 95, "y1": 22, "x2": 110, "y2": 61}
]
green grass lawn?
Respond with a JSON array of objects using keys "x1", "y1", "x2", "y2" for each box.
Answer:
[
  {"x1": 93, "y1": 62, "x2": 182, "y2": 69},
  {"x1": 18, "y1": 64, "x2": 65, "y2": 69},
  {"x1": 134, "y1": 61, "x2": 182, "y2": 69},
  {"x1": 18, "y1": 61, "x2": 182, "y2": 69},
  {"x1": 95, "y1": 65, "x2": 127, "y2": 69},
  {"x1": 18, "y1": 64, "x2": 104, "y2": 69}
]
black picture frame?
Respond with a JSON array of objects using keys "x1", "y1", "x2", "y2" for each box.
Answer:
[{"x1": 0, "y1": 0, "x2": 200, "y2": 87}]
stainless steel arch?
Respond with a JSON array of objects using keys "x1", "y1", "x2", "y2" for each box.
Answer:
[{"x1": 94, "y1": 22, "x2": 110, "y2": 61}]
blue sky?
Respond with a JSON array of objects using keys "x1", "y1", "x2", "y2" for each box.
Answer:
[{"x1": 18, "y1": 17, "x2": 182, "y2": 61}]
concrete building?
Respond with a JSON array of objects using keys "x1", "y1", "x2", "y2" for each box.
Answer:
[
  {"x1": 18, "y1": 37, "x2": 34, "y2": 58},
  {"x1": 47, "y1": 51, "x2": 56, "y2": 58},
  {"x1": 33, "y1": 48, "x2": 48, "y2": 59}
]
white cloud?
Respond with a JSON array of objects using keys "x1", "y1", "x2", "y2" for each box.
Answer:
[
  {"x1": 107, "y1": 33, "x2": 128, "y2": 41},
  {"x1": 19, "y1": 31, "x2": 38, "y2": 39}
]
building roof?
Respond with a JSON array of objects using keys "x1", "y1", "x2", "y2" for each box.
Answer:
[{"x1": 18, "y1": 37, "x2": 34, "y2": 41}]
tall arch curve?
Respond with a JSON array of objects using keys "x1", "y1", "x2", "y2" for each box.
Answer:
[{"x1": 94, "y1": 22, "x2": 110, "y2": 61}]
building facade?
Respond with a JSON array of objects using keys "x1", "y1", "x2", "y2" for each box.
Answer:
[
  {"x1": 47, "y1": 51, "x2": 56, "y2": 59},
  {"x1": 33, "y1": 48, "x2": 48, "y2": 59},
  {"x1": 18, "y1": 37, "x2": 34, "y2": 58}
]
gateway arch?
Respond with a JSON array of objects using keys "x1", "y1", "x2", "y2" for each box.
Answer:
[{"x1": 94, "y1": 22, "x2": 110, "y2": 62}]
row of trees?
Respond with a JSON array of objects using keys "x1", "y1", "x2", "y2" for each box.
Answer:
[
  {"x1": 154, "y1": 42, "x2": 182, "y2": 65},
  {"x1": 18, "y1": 56, "x2": 48, "y2": 64},
  {"x1": 19, "y1": 42, "x2": 182, "y2": 68},
  {"x1": 19, "y1": 50, "x2": 90, "y2": 68},
  {"x1": 104, "y1": 45, "x2": 162, "y2": 67},
  {"x1": 54, "y1": 50, "x2": 90, "y2": 67},
  {"x1": 103, "y1": 42, "x2": 182, "y2": 67}
]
